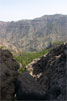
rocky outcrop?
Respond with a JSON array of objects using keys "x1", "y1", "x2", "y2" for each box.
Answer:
[
  {"x1": 26, "y1": 58, "x2": 41, "y2": 79},
  {"x1": 26, "y1": 54, "x2": 47, "y2": 80},
  {"x1": 26, "y1": 43, "x2": 67, "y2": 100},
  {"x1": 0, "y1": 49, "x2": 19, "y2": 100},
  {"x1": 15, "y1": 72, "x2": 45, "y2": 100}
]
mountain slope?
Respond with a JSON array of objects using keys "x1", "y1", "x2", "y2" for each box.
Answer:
[
  {"x1": 0, "y1": 39, "x2": 21, "y2": 54},
  {"x1": 0, "y1": 14, "x2": 67, "y2": 51}
]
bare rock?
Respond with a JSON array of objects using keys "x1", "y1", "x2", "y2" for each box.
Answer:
[
  {"x1": 39, "y1": 44, "x2": 67, "y2": 100},
  {"x1": 0, "y1": 49, "x2": 19, "y2": 100},
  {"x1": 26, "y1": 58, "x2": 44, "y2": 80},
  {"x1": 15, "y1": 72, "x2": 45, "y2": 100},
  {"x1": 26, "y1": 43, "x2": 67, "y2": 100}
]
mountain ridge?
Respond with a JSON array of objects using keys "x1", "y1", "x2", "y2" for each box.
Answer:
[
  {"x1": 0, "y1": 14, "x2": 67, "y2": 52},
  {"x1": 0, "y1": 14, "x2": 67, "y2": 22}
]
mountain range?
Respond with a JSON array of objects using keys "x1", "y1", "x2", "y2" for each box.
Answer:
[{"x1": 0, "y1": 14, "x2": 67, "y2": 52}]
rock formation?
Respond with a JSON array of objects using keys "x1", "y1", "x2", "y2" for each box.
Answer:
[
  {"x1": 15, "y1": 72, "x2": 45, "y2": 100},
  {"x1": 26, "y1": 43, "x2": 67, "y2": 100},
  {"x1": 26, "y1": 58, "x2": 41, "y2": 79},
  {"x1": 0, "y1": 49, "x2": 19, "y2": 100}
]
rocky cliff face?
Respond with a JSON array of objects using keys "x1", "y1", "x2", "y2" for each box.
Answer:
[
  {"x1": 0, "y1": 14, "x2": 67, "y2": 51},
  {"x1": 26, "y1": 43, "x2": 67, "y2": 100}
]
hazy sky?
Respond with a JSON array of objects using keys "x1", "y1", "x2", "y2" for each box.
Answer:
[{"x1": 0, "y1": 0, "x2": 67, "y2": 21}]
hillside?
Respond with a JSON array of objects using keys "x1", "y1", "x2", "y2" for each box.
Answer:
[
  {"x1": 0, "y1": 14, "x2": 67, "y2": 51},
  {"x1": 0, "y1": 39, "x2": 21, "y2": 54}
]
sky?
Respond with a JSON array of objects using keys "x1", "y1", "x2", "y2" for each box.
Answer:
[{"x1": 0, "y1": 0, "x2": 67, "y2": 21}]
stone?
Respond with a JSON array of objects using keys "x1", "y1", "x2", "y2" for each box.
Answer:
[
  {"x1": 15, "y1": 72, "x2": 45, "y2": 100},
  {"x1": 26, "y1": 43, "x2": 67, "y2": 100},
  {"x1": 0, "y1": 49, "x2": 19, "y2": 100}
]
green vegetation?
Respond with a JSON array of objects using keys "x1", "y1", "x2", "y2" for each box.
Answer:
[
  {"x1": 14, "y1": 48, "x2": 51, "y2": 73},
  {"x1": 15, "y1": 41, "x2": 66, "y2": 73},
  {"x1": 0, "y1": 46, "x2": 6, "y2": 49},
  {"x1": 52, "y1": 41, "x2": 64, "y2": 45}
]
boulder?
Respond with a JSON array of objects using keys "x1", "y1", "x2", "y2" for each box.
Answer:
[
  {"x1": 15, "y1": 72, "x2": 45, "y2": 100},
  {"x1": 0, "y1": 49, "x2": 19, "y2": 100}
]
